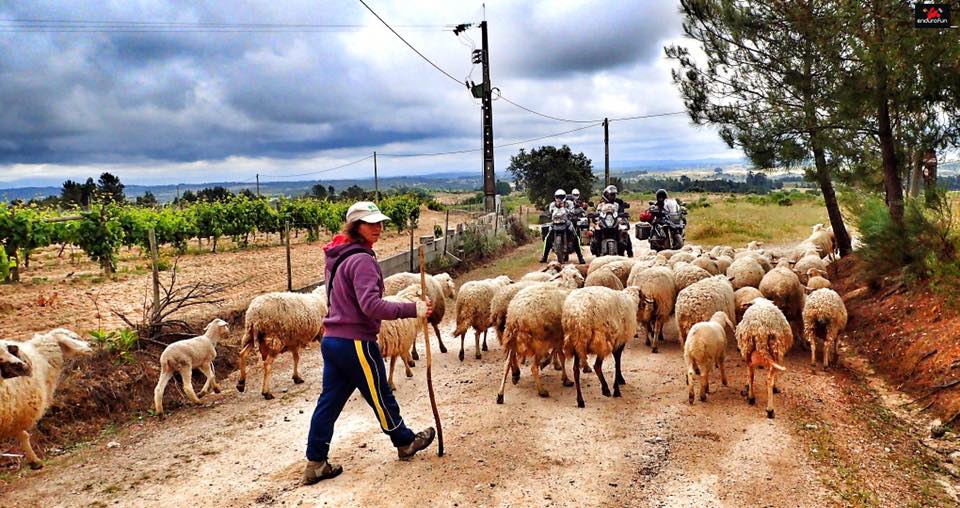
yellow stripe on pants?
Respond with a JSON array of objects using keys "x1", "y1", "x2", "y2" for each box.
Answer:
[{"x1": 354, "y1": 340, "x2": 389, "y2": 430}]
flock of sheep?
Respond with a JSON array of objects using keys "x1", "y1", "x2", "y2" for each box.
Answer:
[{"x1": 0, "y1": 223, "x2": 847, "y2": 472}]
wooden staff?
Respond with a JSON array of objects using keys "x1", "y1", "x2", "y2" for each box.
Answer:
[{"x1": 419, "y1": 248, "x2": 444, "y2": 456}]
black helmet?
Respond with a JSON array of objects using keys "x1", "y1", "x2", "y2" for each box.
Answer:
[
  {"x1": 656, "y1": 189, "x2": 667, "y2": 201},
  {"x1": 602, "y1": 185, "x2": 618, "y2": 202}
]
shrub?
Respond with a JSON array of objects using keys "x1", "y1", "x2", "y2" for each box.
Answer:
[
  {"x1": 434, "y1": 224, "x2": 443, "y2": 238},
  {"x1": 426, "y1": 199, "x2": 446, "y2": 211},
  {"x1": 459, "y1": 223, "x2": 514, "y2": 261}
]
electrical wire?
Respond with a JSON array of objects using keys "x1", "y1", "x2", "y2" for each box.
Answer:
[
  {"x1": 381, "y1": 121, "x2": 602, "y2": 158},
  {"x1": 0, "y1": 19, "x2": 451, "y2": 33},
  {"x1": 256, "y1": 154, "x2": 374, "y2": 179}
]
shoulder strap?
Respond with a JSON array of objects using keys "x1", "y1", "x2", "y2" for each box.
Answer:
[{"x1": 326, "y1": 248, "x2": 367, "y2": 301}]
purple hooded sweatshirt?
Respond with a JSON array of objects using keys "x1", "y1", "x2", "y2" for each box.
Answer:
[{"x1": 323, "y1": 239, "x2": 417, "y2": 341}]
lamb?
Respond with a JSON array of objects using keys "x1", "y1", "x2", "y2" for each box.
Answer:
[
  {"x1": 673, "y1": 262, "x2": 712, "y2": 292},
  {"x1": 793, "y1": 254, "x2": 828, "y2": 285},
  {"x1": 384, "y1": 271, "x2": 455, "y2": 359},
  {"x1": 691, "y1": 256, "x2": 721, "y2": 275},
  {"x1": 520, "y1": 261, "x2": 562, "y2": 282},
  {"x1": 584, "y1": 265, "x2": 624, "y2": 290},
  {"x1": 378, "y1": 285, "x2": 425, "y2": 390},
  {"x1": 759, "y1": 265, "x2": 806, "y2": 343},
  {"x1": 0, "y1": 342, "x2": 30, "y2": 379},
  {"x1": 496, "y1": 285, "x2": 574, "y2": 404},
  {"x1": 736, "y1": 298, "x2": 792, "y2": 419},
  {"x1": 806, "y1": 272, "x2": 832, "y2": 291},
  {"x1": 0, "y1": 329, "x2": 91, "y2": 469},
  {"x1": 627, "y1": 266, "x2": 677, "y2": 353},
  {"x1": 675, "y1": 275, "x2": 737, "y2": 347},
  {"x1": 236, "y1": 287, "x2": 327, "y2": 400},
  {"x1": 802, "y1": 289, "x2": 848, "y2": 370},
  {"x1": 714, "y1": 255, "x2": 734, "y2": 275},
  {"x1": 154, "y1": 319, "x2": 230, "y2": 416},
  {"x1": 454, "y1": 275, "x2": 512, "y2": 361},
  {"x1": 726, "y1": 257, "x2": 765, "y2": 290},
  {"x1": 562, "y1": 286, "x2": 642, "y2": 407},
  {"x1": 734, "y1": 286, "x2": 764, "y2": 322},
  {"x1": 684, "y1": 311, "x2": 734, "y2": 404}
]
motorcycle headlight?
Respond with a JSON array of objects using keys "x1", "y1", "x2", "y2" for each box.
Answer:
[{"x1": 603, "y1": 215, "x2": 616, "y2": 227}]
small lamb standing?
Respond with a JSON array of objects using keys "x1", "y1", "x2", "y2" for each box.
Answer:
[
  {"x1": 562, "y1": 286, "x2": 642, "y2": 407},
  {"x1": 154, "y1": 319, "x2": 230, "y2": 417},
  {"x1": 684, "y1": 312, "x2": 734, "y2": 404},
  {"x1": 736, "y1": 298, "x2": 792, "y2": 419},
  {"x1": 454, "y1": 275, "x2": 512, "y2": 361},
  {"x1": 802, "y1": 288, "x2": 848, "y2": 370},
  {"x1": 377, "y1": 285, "x2": 425, "y2": 390},
  {"x1": 0, "y1": 328, "x2": 91, "y2": 469}
]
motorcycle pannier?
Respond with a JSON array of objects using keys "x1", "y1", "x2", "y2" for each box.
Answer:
[{"x1": 636, "y1": 222, "x2": 652, "y2": 240}]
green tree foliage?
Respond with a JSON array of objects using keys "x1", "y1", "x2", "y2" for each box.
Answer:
[
  {"x1": 309, "y1": 184, "x2": 328, "y2": 199},
  {"x1": 96, "y1": 172, "x2": 126, "y2": 204},
  {"x1": 495, "y1": 180, "x2": 512, "y2": 195},
  {"x1": 136, "y1": 191, "x2": 159, "y2": 207},
  {"x1": 508, "y1": 145, "x2": 596, "y2": 209},
  {"x1": 196, "y1": 186, "x2": 234, "y2": 202},
  {"x1": 75, "y1": 204, "x2": 125, "y2": 273}
]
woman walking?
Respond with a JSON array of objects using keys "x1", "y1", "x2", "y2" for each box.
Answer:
[{"x1": 303, "y1": 201, "x2": 435, "y2": 485}]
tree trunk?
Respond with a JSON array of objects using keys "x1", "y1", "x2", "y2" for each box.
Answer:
[
  {"x1": 813, "y1": 145, "x2": 853, "y2": 257},
  {"x1": 923, "y1": 148, "x2": 938, "y2": 205},
  {"x1": 7, "y1": 248, "x2": 20, "y2": 282},
  {"x1": 909, "y1": 150, "x2": 923, "y2": 198},
  {"x1": 877, "y1": 91, "x2": 904, "y2": 225}
]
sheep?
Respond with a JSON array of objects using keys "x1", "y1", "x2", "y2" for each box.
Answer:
[
  {"x1": 793, "y1": 254, "x2": 828, "y2": 285},
  {"x1": 658, "y1": 249, "x2": 680, "y2": 260},
  {"x1": 675, "y1": 275, "x2": 736, "y2": 348},
  {"x1": 562, "y1": 286, "x2": 642, "y2": 407},
  {"x1": 673, "y1": 262, "x2": 713, "y2": 292},
  {"x1": 0, "y1": 329, "x2": 91, "y2": 469},
  {"x1": 714, "y1": 255, "x2": 734, "y2": 275},
  {"x1": 759, "y1": 265, "x2": 806, "y2": 344},
  {"x1": 496, "y1": 285, "x2": 574, "y2": 404},
  {"x1": 378, "y1": 285, "x2": 425, "y2": 390},
  {"x1": 736, "y1": 298, "x2": 792, "y2": 419},
  {"x1": 734, "y1": 287, "x2": 764, "y2": 323},
  {"x1": 684, "y1": 311, "x2": 734, "y2": 404},
  {"x1": 587, "y1": 255, "x2": 627, "y2": 274},
  {"x1": 669, "y1": 251, "x2": 696, "y2": 266},
  {"x1": 726, "y1": 257, "x2": 765, "y2": 290},
  {"x1": 154, "y1": 319, "x2": 230, "y2": 416},
  {"x1": 0, "y1": 342, "x2": 30, "y2": 379},
  {"x1": 691, "y1": 256, "x2": 721, "y2": 275},
  {"x1": 454, "y1": 275, "x2": 512, "y2": 361},
  {"x1": 734, "y1": 250, "x2": 773, "y2": 273},
  {"x1": 384, "y1": 271, "x2": 455, "y2": 359},
  {"x1": 584, "y1": 265, "x2": 624, "y2": 290},
  {"x1": 805, "y1": 224, "x2": 835, "y2": 258},
  {"x1": 236, "y1": 287, "x2": 327, "y2": 400},
  {"x1": 490, "y1": 281, "x2": 539, "y2": 345},
  {"x1": 627, "y1": 266, "x2": 677, "y2": 353},
  {"x1": 803, "y1": 289, "x2": 848, "y2": 370},
  {"x1": 806, "y1": 274, "x2": 832, "y2": 291},
  {"x1": 588, "y1": 258, "x2": 635, "y2": 286},
  {"x1": 520, "y1": 261, "x2": 562, "y2": 282}
]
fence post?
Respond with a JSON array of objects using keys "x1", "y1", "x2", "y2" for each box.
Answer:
[
  {"x1": 443, "y1": 210, "x2": 450, "y2": 258},
  {"x1": 285, "y1": 221, "x2": 292, "y2": 292},
  {"x1": 148, "y1": 228, "x2": 161, "y2": 320},
  {"x1": 409, "y1": 221, "x2": 415, "y2": 272}
]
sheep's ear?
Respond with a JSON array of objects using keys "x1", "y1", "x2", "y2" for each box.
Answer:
[
  {"x1": 6, "y1": 343, "x2": 19, "y2": 357},
  {"x1": 53, "y1": 331, "x2": 92, "y2": 357}
]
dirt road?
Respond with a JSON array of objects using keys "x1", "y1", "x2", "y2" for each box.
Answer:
[{"x1": 0, "y1": 243, "x2": 954, "y2": 507}]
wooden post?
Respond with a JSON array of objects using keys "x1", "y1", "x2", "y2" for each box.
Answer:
[
  {"x1": 442, "y1": 210, "x2": 450, "y2": 257},
  {"x1": 409, "y1": 220, "x2": 415, "y2": 272},
  {"x1": 373, "y1": 152, "x2": 380, "y2": 203},
  {"x1": 284, "y1": 221, "x2": 292, "y2": 292},
  {"x1": 148, "y1": 228, "x2": 161, "y2": 320},
  {"x1": 604, "y1": 118, "x2": 610, "y2": 187},
  {"x1": 419, "y1": 247, "x2": 444, "y2": 456}
]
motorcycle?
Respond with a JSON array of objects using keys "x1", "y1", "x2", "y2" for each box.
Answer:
[
  {"x1": 540, "y1": 208, "x2": 578, "y2": 263},
  {"x1": 569, "y1": 205, "x2": 590, "y2": 245},
  {"x1": 589, "y1": 202, "x2": 631, "y2": 256},
  {"x1": 643, "y1": 201, "x2": 687, "y2": 251}
]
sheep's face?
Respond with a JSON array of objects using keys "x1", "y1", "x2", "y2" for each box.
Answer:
[
  {"x1": 435, "y1": 274, "x2": 456, "y2": 299},
  {"x1": 206, "y1": 318, "x2": 230, "y2": 337},
  {"x1": 0, "y1": 342, "x2": 31, "y2": 379},
  {"x1": 397, "y1": 285, "x2": 422, "y2": 301},
  {"x1": 639, "y1": 297, "x2": 656, "y2": 323}
]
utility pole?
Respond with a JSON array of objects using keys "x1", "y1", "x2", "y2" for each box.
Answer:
[
  {"x1": 603, "y1": 118, "x2": 610, "y2": 187},
  {"x1": 480, "y1": 21, "x2": 495, "y2": 213},
  {"x1": 256, "y1": 173, "x2": 261, "y2": 198},
  {"x1": 373, "y1": 152, "x2": 380, "y2": 203},
  {"x1": 175, "y1": 184, "x2": 181, "y2": 208}
]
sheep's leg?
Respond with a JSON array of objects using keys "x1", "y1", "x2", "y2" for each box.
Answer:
[
  {"x1": 474, "y1": 329, "x2": 482, "y2": 360},
  {"x1": 18, "y1": 431, "x2": 41, "y2": 470},
  {"x1": 613, "y1": 344, "x2": 626, "y2": 388},
  {"x1": 809, "y1": 332, "x2": 817, "y2": 368},
  {"x1": 388, "y1": 355, "x2": 398, "y2": 391},
  {"x1": 410, "y1": 333, "x2": 420, "y2": 362},
  {"x1": 699, "y1": 365, "x2": 710, "y2": 402},
  {"x1": 651, "y1": 320, "x2": 662, "y2": 354},
  {"x1": 594, "y1": 356, "x2": 611, "y2": 397},
  {"x1": 261, "y1": 355, "x2": 276, "y2": 400},
  {"x1": 574, "y1": 354, "x2": 585, "y2": 408},
  {"x1": 558, "y1": 351, "x2": 573, "y2": 387},
  {"x1": 236, "y1": 341, "x2": 250, "y2": 393},
  {"x1": 154, "y1": 368, "x2": 174, "y2": 416},
  {"x1": 742, "y1": 361, "x2": 757, "y2": 406},
  {"x1": 401, "y1": 350, "x2": 414, "y2": 378},
  {"x1": 766, "y1": 367, "x2": 777, "y2": 419},
  {"x1": 482, "y1": 329, "x2": 489, "y2": 352},
  {"x1": 497, "y1": 350, "x2": 513, "y2": 404},
  {"x1": 458, "y1": 333, "x2": 466, "y2": 362},
  {"x1": 552, "y1": 349, "x2": 562, "y2": 371},
  {"x1": 179, "y1": 367, "x2": 202, "y2": 404},
  {"x1": 644, "y1": 322, "x2": 651, "y2": 347},
  {"x1": 824, "y1": 335, "x2": 834, "y2": 370},
  {"x1": 432, "y1": 322, "x2": 448, "y2": 353},
  {"x1": 719, "y1": 357, "x2": 728, "y2": 387},
  {"x1": 532, "y1": 357, "x2": 549, "y2": 398},
  {"x1": 198, "y1": 363, "x2": 216, "y2": 397},
  {"x1": 511, "y1": 351, "x2": 521, "y2": 385},
  {"x1": 210, "y1": 362, "x2": 221, "y2": 393},
  {"x1": 687, "y1": 365, "x2": 696, "y2": 404},
  {"x1": 291, "y1": 348, "x2": 305, "y2": 385}
]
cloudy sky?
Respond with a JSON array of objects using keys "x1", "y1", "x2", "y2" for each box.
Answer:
[{"x1": 0, "y1": 0, "x2": 742, "y2": 188}]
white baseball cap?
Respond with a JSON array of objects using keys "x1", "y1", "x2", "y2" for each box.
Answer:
[{"x1": 346, "y1": 201, "x2": 391, "y2": 224}]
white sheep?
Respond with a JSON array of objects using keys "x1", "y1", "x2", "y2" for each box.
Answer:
[
  {"x1": 793, "y1": 254, "x2": 827, "y2": 285},
  {"x1": 673, "y1": 262, "x2": 712, "y2": 292},
  {"x1": 806, "y1": 275, "x2": 832, "y2": 291},
  {"x1": 726, "y1": 257, "x2": 765, "y2": 290},
  {"x1": 714, "y1": 255, "x2": 734, "y2": 275},
  {"x1": 675, "y1": 275, "x2": 737, "y2": 348},
  {"x1": 734, "y1": 286, "x2": 764, "y2": 323},
  {"x1": 384, "y1": 271, "x2": 456, "y2": 359},
  {"x1": 454, "y1": 275, "x2": 512, "y2": 361},
  {"x1": 562, "y1": 286, "x2": 642, "y2": 407},
  {"x1": 691, "y1": 256, "x2": 721, "y2": 275},
  {"x1": 490, "y1": 281, "x2": 539, "y2": 345},
  {"x1": 378, "y1": 285, "x2": 425, "y2": 390},
  {"x1": 669, "y1": 251, "x2": 696, "y2": 267},
  {"x1": 802, "y1": 288, "x2": 848, "y2": 370},
  {"x1": 736, "y1": 298, "x2": 792, "y2": 419},
  {"x1": 587, "y1": 255, "x2": 628, "y2": 275},
  {"x1": 627, "y1": 266, "x2": 677, "y2": 353},
  {"x1": 759, "y1": 265, "x2": 806, "y2": 344},
  {"x1": 0, "y1": 329, "x2": 91, "y2": 469},
  {"x1": 520, "y1": 261, "x2": 562, "y2": 282},
  {"x1": 236, "y1": 287, "x2": 327, "y2": 400},
  {"x1": 0, "y1": 342, "x2": 30, "y2": 379},
  {"x1": 496, "y1": 285, "x2": 574, "y2": 404},
  {"x1": 154, "y1": 319, "x2": 230, "y2": 417},
  {"x1": 684, "y1": 311, "x2": 734, "y2": 404},
  {"x1": 584, "y1": 264, "x2": 624, "y2": 290}
]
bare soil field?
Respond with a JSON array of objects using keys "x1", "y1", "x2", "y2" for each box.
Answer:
[{"x1": 1, "y1": 240, "x2": 957, "y2": 507}]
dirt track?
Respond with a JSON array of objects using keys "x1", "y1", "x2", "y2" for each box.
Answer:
[{"x1": 0, "y1": 242, "x2": 955, "y2": 507}]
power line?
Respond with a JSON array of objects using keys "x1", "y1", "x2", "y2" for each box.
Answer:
[
  {"x1": 495, "y1": 92, "x2": 601, "y2": 124},
  {"x1": 356, "y1": 0, "x2": 465, "y2": 86},
  {"x1": 381, "y1": 121, "x2": 602, "y2": 158},
  {"x1": 0, "y1": 19, "x2": 451, "y2": 33},
  {"x1": 257, "y1": 154, "x2": 374, "y2": 180}
]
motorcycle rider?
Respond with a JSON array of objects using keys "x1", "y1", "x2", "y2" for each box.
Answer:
[
  {"x1": 652, "y1": 189, "x2": 684, "y2": 223},
  {"x1": 541, "y1": 189, "x2": 586, "y2": 264},
  {"x1": 568, "y1": 188, "x2": 582, "y2": 207},
  {"x1": 596, "y1": 185, "x2": 633, "y2": 257}
]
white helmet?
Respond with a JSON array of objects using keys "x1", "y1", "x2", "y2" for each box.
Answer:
[
  {"x1": 554, "y1": 189, "x2": 566, "y2": 199},
  {"x1": 571, "y1": 188, "x2": 580, "y2": 198}
]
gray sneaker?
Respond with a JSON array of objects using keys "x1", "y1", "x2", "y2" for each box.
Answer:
[
  {"x1": 397, "y1": 428, "x2": 436, "y2": 461},
  {"x1": 301, "y1": 460, "x2": 343, "y2": 486}
]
